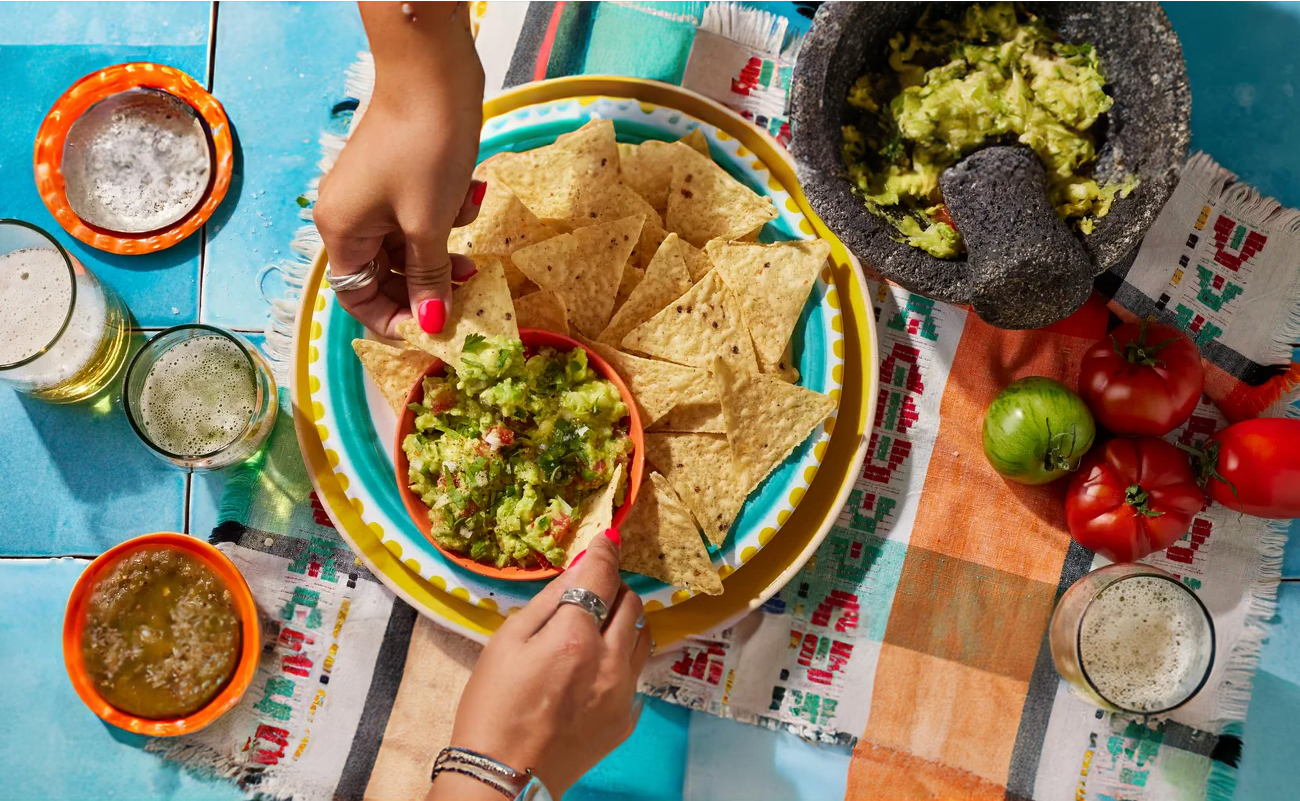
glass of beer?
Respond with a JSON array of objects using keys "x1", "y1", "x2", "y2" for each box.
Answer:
[
  {"x1": 0, "y1": 219, "x2": 129, "y2": 402},
  {"x1": 123, "y1": 324, "x2": 278, "y2": 470},
  {"x1": 1049, "y1": 563, "x2": 1215, "y2": 715}
]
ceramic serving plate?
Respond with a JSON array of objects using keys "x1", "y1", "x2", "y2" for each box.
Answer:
[{"x1": 291, "y1": 76, "x2": 877, "y2": 646}]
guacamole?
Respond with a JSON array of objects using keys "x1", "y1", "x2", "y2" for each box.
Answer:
[
  {"x1": 402, "y1": 335, "x2": 632, "y2": 569},
  {"x1": 841, "y1": 2, "x2": 1137, "y2": 258}
]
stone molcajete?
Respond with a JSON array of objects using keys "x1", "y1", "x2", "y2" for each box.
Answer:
[{"x1": 791, "y1": 2, "x2": 1191, "y2": 329}]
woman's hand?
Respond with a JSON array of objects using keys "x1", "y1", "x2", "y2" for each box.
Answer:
[
  {"x1": 430, "y1": 531, "x2": 653, "y2": 800},
  {"x1": 315, "y1": 2, "x2": 485, "y2": 340}
]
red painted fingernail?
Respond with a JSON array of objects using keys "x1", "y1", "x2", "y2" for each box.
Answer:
[
  {"x1": 472, "y1": 181, "x2": 488, "y2": 205},
  {"x1": 604, "y1": 527, "x2": 621, "y2": 547},
  {"x1": 418, "y1": 299, "x2": 446, "y2": 334},
  {"x1": 570, "y1": 549, "x2": 586, "y2": 567}
]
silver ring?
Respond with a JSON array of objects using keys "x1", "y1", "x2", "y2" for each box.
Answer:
[
  {"x1": 557, "y1": 587, "x2": 608, "y2": 627},
  {"x1": 324, "y1": 258, "x2": 380, "y2": 293}
]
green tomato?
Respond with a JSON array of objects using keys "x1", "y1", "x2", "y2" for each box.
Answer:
[{"x1": 982, "y1": 377, "x2": 1095, "y2": 485}]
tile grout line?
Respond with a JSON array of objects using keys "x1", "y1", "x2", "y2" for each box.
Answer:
[{"x1": 182, "y1": 0, "x2": 222, "y2": 538}]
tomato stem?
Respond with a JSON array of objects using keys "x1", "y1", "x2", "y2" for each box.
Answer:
[
  {"x1": 1124, "y1": 483, "x2": 1165, "y2": 517},
  {"x1": 1177, "y1": 439, "x2": 1244, "y2": 512},
  {"x1": 1042, "y1": 418, "x2": 1080, "y2": 473},
  {"x1": 1111, "y1": 319, "x2": 1178, "y2": 368}
]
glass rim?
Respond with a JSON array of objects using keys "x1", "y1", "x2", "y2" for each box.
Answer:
[
  {"x1": 0, "y1": 219, "x2": 78, "y2": 371},
  {"x1": 123, "y1": 323, "x2": 264, "y2": 462},
  {"x1": 1074, "y1": 570, "x2": 1217, "y2": 716}
]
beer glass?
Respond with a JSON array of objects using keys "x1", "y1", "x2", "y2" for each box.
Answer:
[
  {"x1": 123, "y1": 324, "x2": 277, "y2": 470},
  {"x1": 0, "y1": 219, "x2": 129, "y2": 402},
  {"x1": 1049, "y1": 563, "x2": 1215, "y2": 715}
]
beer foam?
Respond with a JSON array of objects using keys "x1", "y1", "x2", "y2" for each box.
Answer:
[
  {"x1": 0, "y1": 248, "x2": 74, "y2": 365},
  {"x1": 1080, "y1": 576, "x2": 1210, "y2": 712},
  {"x1": 0, "y1": 248, "x2": 109, "y2": 387},
  {"x1": 139, "y1": 336, "x2": 257, "y2": 457},
  {"x1": 62, "y1": 89, "x2": 211, "y2": 234}
]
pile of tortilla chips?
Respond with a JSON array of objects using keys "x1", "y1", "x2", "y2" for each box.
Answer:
[{"x1": 351, "y1": 120, "x2": 836, "y2": 598}]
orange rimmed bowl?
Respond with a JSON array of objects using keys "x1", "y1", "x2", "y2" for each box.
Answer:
[
  {"x1": 34, "y1": 62, "x2": 234, "y2": 255},
  {"x1": 394, "y1": 329, "x2": 646, "y2": 581},
  {"x1": 62, "y1": 532, "x2": 261, "y2": 736}
]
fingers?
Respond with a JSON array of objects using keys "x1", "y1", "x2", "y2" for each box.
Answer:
[
  {"x1": 603, "y1": 582, "x2": 646, "y2": 661},
  {"x1": 451, "y1": 180, "x2": 488, "y2": 229},
  {"x1": 546, "y1": 534, "x2": 624, "y2": 634},
  {"x1": 404, "y1": 234, "x2": 455, "y2": 335},
  {"x1": 495, "y1": 570, "x2": 573, "y2": 641},
  {"x1": 332, "y1": 249, "x2": 411, "y2": 340},
  {"x1": 450, "y1": 253, "x2": 478, "y2": 283}
]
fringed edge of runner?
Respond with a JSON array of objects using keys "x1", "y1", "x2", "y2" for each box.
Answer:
[
  {"x1": 1205, "y1": 400, "x2": 1296, "y2": 799},
  {"x1": 262, "y1": 53, "x2": 376, "y2": 383}
]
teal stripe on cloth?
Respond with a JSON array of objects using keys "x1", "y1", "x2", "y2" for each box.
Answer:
[{"x1": 569, "y1": 697, "x2": 691, "y2": 801}]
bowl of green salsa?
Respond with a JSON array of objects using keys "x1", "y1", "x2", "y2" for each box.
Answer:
[
  {"x1": 394, "y1": 330, "x2": 645, "y2": 581},
  {"x1": 63, "y1": 532, "x2": 261, "y2": 736}
]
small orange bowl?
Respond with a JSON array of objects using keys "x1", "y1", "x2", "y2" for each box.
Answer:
[
  {"x1": 394, "y1": 329, "x2": 646, "y2": 581},
  {"x1": 34, "y1": 62, "x2": 234, "y2": 255},
  {"x1": 63, "y1": 532, "x2": 261, "y2": 736}
]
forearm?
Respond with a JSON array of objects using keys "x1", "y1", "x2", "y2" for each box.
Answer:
[{"x1": 359, "y1": 1, "x2": 484, "y2": 114}]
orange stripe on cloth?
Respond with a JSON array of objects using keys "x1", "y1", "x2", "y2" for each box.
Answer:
[
  {"x1": 904, "y1": 316, "x2": 1090, "y2": 585},
  {"x1": 851, "y1": 318, "x2": 1094, "y2": 797},
  {"x1": 848, "y1": 652, "x2": 1018, "y2": 798}
]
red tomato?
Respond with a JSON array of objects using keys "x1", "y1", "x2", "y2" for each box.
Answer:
[
  {"x1": 1079, "y1": 322, "x2": 1204, "y2": 435},
  {"x1": 1066, "y1": 437, "x2": 1205, "y2": 562},
  {"x1": 1197, "y1": 418, "x2": 1300, "y2": 518}
]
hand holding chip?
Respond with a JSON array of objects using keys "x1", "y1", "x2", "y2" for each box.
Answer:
[
  {"x1": 430, "y1": 532, "x2": 651, "y2": 801},
  {"x1": 315, "y1": 1, "x2": 486, "y2": 340}
]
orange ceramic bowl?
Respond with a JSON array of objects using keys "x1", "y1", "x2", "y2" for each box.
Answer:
[
  {"x1": 62, "y1": 532, "x2": 261, "y2": 736},
  {"x1": 394, "y1": 329, "x2": 646, "y2": 581}
]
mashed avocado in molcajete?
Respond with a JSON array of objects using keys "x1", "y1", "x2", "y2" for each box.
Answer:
[
  {"x1": 841, "y1": 2, "x2": 1138, "y2": 258},
  {"x1": 403, "y1": 335, "x2": 631, "y2": 569}
]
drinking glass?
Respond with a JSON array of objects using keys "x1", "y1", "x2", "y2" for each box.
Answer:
[
  {"x1": 1049, "y1": 563, "x2": 1215, "y2": 715},
  {"x1": 0, "y1": 219, "x2": 129, "y2": 402},
  {"x1": 123, "y1": 324, "x2": 277, "y2": 470}
]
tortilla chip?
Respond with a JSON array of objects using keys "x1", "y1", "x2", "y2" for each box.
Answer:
[
  {"x1": 599, "y1": 233, "x2": 693, "y2": 347},
  {"x1": 712, "y1": 355, "x2": 835, "y2": 495},
  {"x1": 491, "y1": 120, "x2": 621, "y2": 226},
  {"x1": 620, "y1": 268, "x2": 758, "y2": 373},
  {"x1": 677, "y1": 237, "x2": 715, "y2": 284},
  {"x1": 619, "y1": 131, "x2": 711, "y2": 214},
  {"x1": 615, "y1": 264, "x2": 645, "y2": 311},
  {"x1": 708, "y1": 239, "x2": 829, "y2": 365},
  {"x1": 396, "y1": 257, "x2": 519, "y2": 367},
  {"x1": 760, "y1": 340, "x2": 800, "y2": 384},
  {"x1": 447, "y1": 182, "x2": 556, "y2": 258},
  {"x1": 351, "y1": 339, "x2": 436, "y2": 414},
  {"x1": 472, "y1": 152, "x2": 511, "y2": 182},
  {"x1": 664, "y1": 143, "x2": 778, "y2": 246},
  {"x1": 644, "y1": 432, "x2": 747, "y2": 546},
  {"x1": 511, "y1": 215, "x2": 643, "y2": 338},
  {"x1": 578, "y1": 335, "x2": 703, "y2": 428},
  {"x1": 679, "y1": 128, "x2": 710, "y2": 156},
  {"x1": 514, "y1": 290, "x2": 569, "y2": 335},
  {"x1": 647, "y1": 403, "x2": 725, "y2": 434},
  {"x1": 564, "y1": 463, "x2": 624, "y2": 567},
  {"x1": 631, "y1": 221, "x2": 669, "y2": 270},
  {"x1": 500, "y1": 257, "x2": 538, "y2": 298},
  {"x1": 620, "y1": 473, "x2": 722, "y2": 595}
]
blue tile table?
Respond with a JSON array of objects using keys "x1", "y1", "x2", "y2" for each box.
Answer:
[{"x1": 1, "y1": 3, "x2": 1298, "y2": 800}]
